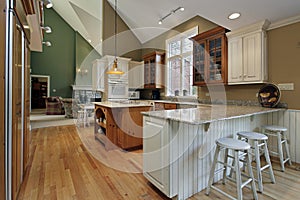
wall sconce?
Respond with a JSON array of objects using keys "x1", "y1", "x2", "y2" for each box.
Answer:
[
  {"x1": 77, "y1": 68, "x2": 88, "y2": 76},
  {"x1": 42, "y1": 0, "x2": 53, "y2": 9},
  {"x1": 158, "y1": 6, "x2": 184, "y2": 24},
  {"x1": 42, "y1": 41, "x2": 52, "y2": 47},
  {"x1": 41, "y1": 26, "x2": 52, "y2": 33}
]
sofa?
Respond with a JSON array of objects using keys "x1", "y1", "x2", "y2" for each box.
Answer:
[{"x1": 45, "y1": 96, "x2": 65, "y2": 115}]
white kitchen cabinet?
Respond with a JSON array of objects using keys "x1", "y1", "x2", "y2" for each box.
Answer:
[
  {"x1": 143, "y1": 116, "x2": 177, "y2": 198},
  {"x1": 128, "y1": 61, "x2": 144, "y2": 89},
  {"x1": 92, "y1": 59, "x2": 106, "y2": 91},
  {"x1": 227, "y1": 20, "x2": 270, "y2": 85}
]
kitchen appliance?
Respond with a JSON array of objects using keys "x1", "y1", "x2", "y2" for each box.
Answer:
[
  {"x1": 128, "y1": 91, "x2": 140, "y2": 99},
  {"x1": 151, "y1": 90, "x2": 160, "y2": 100},
  {"x1": 108, "y1": 79, "x2": 128, "y2": 100}
]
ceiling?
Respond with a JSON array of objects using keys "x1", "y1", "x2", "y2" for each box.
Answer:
[{"x1": 51, "y1": 0, "x2": 300, "y2": 48}]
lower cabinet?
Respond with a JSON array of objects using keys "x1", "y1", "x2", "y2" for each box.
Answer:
[
  {"x1": 118, "y1": 107, "x2": 151, "y2": 149},
  {"x1": 95, "y1": 105, "x2": 151, "y2": 150},
  {"x1": 143, "y1": 116, "x2": 177, "y2": 198},
  {"x1": 154, "y1": 102, "x2": 177, "y2": 111}
]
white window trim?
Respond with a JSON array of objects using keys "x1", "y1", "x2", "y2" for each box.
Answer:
[{"x1": 165, "y1": 26, "x2": 198, "y2": 97}]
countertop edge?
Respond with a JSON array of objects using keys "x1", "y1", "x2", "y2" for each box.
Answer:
[{"x1": 142, "y1": 107, "x2": 284, "y2": 125}]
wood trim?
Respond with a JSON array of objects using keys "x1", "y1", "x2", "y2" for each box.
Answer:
[
  {"x1": 142, "y1": 51, "x2": 165, "y2": 59},
  {"x1": 12, "y1": 8, "x2": 30, "y2": 44},
  {"x1": 190, "y1": 26, "x2": 228, "y2": 41},
  {"x1": 20, "y1": 0, "x2": 35, "y2": 15}
]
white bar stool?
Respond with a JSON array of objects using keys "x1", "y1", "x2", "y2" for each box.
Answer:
[
  {"x1": 206, "y1": 137, "x2": 258, "y2": 200},
  {"x1": 77, "y1": 110, "x2": 89, "y2": 127},
  {"x1": 262, "y1": 125, "x2": 292, "y2": 171},
  {"x1": 237, "y1": 131, "x2": 276, "y2": 192}
]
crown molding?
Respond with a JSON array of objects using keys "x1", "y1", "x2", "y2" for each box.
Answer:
[{"x1": 268, "y1": 14, "x2": 300, "y2": 30}]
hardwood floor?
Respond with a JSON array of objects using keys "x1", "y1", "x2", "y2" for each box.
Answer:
[{"x1": 18, "y1": 125, "x2": 300, "y2": 200}]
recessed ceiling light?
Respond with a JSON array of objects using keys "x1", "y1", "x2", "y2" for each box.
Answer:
[{"x1": 228, "y1": 12, "x2": 241, "y2": 20}]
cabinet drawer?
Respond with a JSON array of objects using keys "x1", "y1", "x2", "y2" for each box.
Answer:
[{"x1": 164, "y1": 103, "x2": 177, "y2": 110}]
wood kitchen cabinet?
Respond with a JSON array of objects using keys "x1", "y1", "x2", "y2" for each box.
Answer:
[
  {"x1": 227, "y1": 20, "x2": 270, "y2": 84},
  {"x1": 191, "y1": 27, "x2": 228, "y2": 86},
  {"x1": 95, "y1": 106, "x2": 119, "y2": 150},
  {"x1": 154, "y1": 102, "x2": 177, "y2": 111},
  {"x1": 143, "y1": 51, "x2": 165, "y2": 88},
  {"x1": 118, "y1": 107, "x2": 151, "y2": 149},
  {"x1": 95, "y1": 104, "x2": 152, "y2": 150}
]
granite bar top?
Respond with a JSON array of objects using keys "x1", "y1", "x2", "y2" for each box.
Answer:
[
  {"x1": 142, "y1": 105, "x2": 284, "y2": 125},
  {"x1": 94, "y1": 101, "x2": 153, "y2": 108}
]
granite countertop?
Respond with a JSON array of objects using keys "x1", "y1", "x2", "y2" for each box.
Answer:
[
  {"x1": 93, "y1": 101, "x2": 153, "y2": 108},
  {"x1": 142, "y1": 104, "x2": 284, "y2": 125},
  {"x1": 153, "y1": 100, "x2": 200, "y2": 106}
]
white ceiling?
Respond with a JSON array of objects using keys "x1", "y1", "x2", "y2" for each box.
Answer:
[{"x1": 51, "y1": 0, "x2": 300, "y2": 47}]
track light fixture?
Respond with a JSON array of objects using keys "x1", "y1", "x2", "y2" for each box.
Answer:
[
  {"x1": 158, "y1": 6, "x2": 185, "y2": 25},
  {"x1": 42, "y1": 41, "x2": 52, "y2": 47},
  {"x1": 42, "y1": 0, "x2": 53, "y2": 9},
  {"x1": 41, "y1": 26, "x2": 52, "y2": 33}
]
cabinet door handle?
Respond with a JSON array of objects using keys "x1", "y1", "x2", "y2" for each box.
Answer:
[{"x1": 244, "y1": 74, "x2": 247, "y2": 77}]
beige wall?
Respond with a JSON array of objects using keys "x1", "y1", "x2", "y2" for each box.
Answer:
[
  {"x1": 102, "y1": 0, "x2": 142, "y2": 61},
  {"x1": 268, "y1": 22, "x2": 300, "y2": 109},
  {"x1": 142, "y1": 16, "x2": 218, "y2": 56}
]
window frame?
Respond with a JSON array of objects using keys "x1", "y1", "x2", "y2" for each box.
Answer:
[{"x1": 165, "y1": 26, "x2": 198, "y2": 97}]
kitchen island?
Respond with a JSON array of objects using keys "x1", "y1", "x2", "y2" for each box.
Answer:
[
  {"x1": 94, "y1": 101, "x2": 153, "y2": 150},
  {"x1": 142, "y1": 105, "x2": 284, "y2": 200}
]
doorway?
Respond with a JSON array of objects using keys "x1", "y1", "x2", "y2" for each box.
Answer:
[{"x1": 30, "y1": 75, "x2": 50, "y2": 110}]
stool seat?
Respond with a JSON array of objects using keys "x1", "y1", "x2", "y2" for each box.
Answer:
[
  {"x1": 262, "y1": 125, "x2": 287, "y2": 132},
  {"x1": 237, "y1": 131, "x2": 268, "y2": 140},
  {"x1": 216, "y1": 138, "x2": 251, "y2": 151}
]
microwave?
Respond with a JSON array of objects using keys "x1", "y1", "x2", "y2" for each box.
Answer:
[{"x1": 128, "y1": 91, "x2": 140, "y2": 99}]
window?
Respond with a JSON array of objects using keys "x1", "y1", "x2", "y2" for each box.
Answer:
[{"x1": 166, "y1": 27, "x2": 198, "y2": 96}]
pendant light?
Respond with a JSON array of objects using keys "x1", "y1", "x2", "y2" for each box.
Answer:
[{"x1": 106, "y1": 0, "x2": 124, "y2": 75}]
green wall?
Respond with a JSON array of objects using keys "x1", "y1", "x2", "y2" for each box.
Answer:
[
  {"x1": 75, "y1": 32, "x2": 101, "y2": 86},
  {"x1": 31, "y1": 8, "x2": 75, "y2": 98}
]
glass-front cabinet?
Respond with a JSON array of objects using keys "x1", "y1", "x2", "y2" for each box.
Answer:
[
  {"x1": 191, "y1": 27, "x2": 228, "y2": 86},
  {"x1": 143, "y1": 51, "x2": 165, "y2": 88}
]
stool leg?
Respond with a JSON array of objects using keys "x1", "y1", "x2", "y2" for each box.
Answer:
[
  {"x1": 234, "y1": 150, "x2": 243, "y2": 200},
  {"x1": 282, "y1": 131, "x2": 292, "y2": 165},
  {"x1": 222, "y1": 148, "x2": 229, "y2": 184},
  {"x1": 246, "y1": 149, "x2": 258, "y2": 200},
  {"x1": 263, "y1": 140, "x2": 276, "y2": 184},
  {"x1": 206, "y1": 145, "x2": 221, "y2": 195},
  {"x1": 254, "y1": 140, "x2": 263, "y2": 192},
  {"x1": 277, "y1": 131, "x2": 285, "y2": 172}
]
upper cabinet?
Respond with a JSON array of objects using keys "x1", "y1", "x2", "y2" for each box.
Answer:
[
  {"x1": 191, "y1": 27, "x2": 228, "y2": 86},
  {"x1": 226, "y1": 20, "x2": 270, "y2": 85},
  {"x1": 128, "y1": 60, "x2": 144, "y2": 89},
  {"x1": 143, "y1": 51, "x2": 165, "y2": 88}
]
